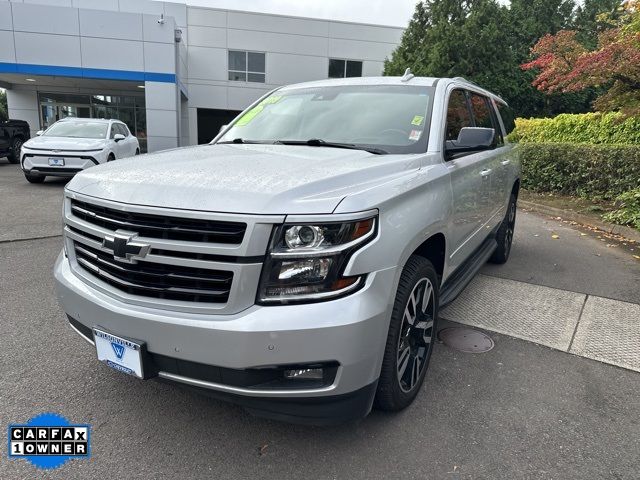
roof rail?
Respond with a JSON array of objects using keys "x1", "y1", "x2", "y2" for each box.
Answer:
[{"x1": 452, "y1": 76, "x2": 478, "y2": 86}]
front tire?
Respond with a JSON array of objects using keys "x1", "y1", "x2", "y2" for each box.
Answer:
[
  {"x1": 24, "y1": 172, "x2": 45, "y2": 183},
  {"x1": 7, "y1": 137, "x2": 23, "y2": 164},
  {"x1": 489, "y1": 193, "x2": 517, "y2": 264},
  {"x1": 107, "y1": 153, "x2": 115, "y2": 162},
  {"x1": 374, "y1": 255, "x2": 439, "y2": 411}
]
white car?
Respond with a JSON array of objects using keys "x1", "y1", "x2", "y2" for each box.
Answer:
[{"x1": 20, "y1": 118, "x2": 140, "y2": 183}]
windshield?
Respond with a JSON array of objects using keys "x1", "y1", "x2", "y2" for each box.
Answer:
[
  {"x1": 44, "y1": 121, "x2": 108, "y2": 139},
  {"x1": 218, "y1": 84, "x2": 433, "y2": 154}
]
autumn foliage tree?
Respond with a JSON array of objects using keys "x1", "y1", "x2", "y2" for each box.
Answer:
[{"x1": 523, "y1": 1, "x2": 640, "y2": 114}]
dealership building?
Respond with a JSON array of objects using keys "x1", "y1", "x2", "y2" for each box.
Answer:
[{"x1": 0, "y1": 0, "x2": 403, "y2": 152}]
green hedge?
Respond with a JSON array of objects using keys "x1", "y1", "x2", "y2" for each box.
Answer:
[
  {"x1": 603, "y1": 189, "x2": 640, "y2": 230},
  {"x1": 508, "y1": 112, "x2": 640, "y2": 145},
  {"x1": 518, "y1": 143, "x2": 640, "y2": 199}
]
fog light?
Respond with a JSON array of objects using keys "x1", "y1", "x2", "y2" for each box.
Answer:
[{"x1": 284, "y1": 368, "x2": 323, "y2": 380}]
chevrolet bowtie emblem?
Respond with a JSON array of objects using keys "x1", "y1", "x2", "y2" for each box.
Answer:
[{"x1": 103, "y1": 230, "x2": 150, "y2": 264}]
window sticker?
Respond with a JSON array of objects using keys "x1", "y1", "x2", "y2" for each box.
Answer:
[
  {"x1": 411, "y1": 115, "x2": 424, "y2": 126},
  {"x1": 235, "y1": 105, "x2": 264, "y2": 126},
  {"x1": 235, "y1": 96, "x2": 282, "y2": 126},
  {"x1": 409, "y1": 129, "x2": 422, "y2": 141},
  {"x1": 260, "y1": 95, "x2": 282, "y2": 106}
]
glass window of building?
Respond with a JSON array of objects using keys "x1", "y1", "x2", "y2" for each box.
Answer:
[
  {"x1": 228, "y1": 50, "x2": 266, "y2": 83},
  {"x1": 328, "y1": 59, "x2": 363, "y2": 78}
]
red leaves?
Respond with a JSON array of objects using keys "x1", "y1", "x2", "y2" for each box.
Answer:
[{"x1": 522, "y1": 3, "x2": 640, "y2": 113}]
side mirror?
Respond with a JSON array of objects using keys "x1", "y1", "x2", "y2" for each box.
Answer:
[
  {"x1": 446, "y1": 127, "x2": 495, "y2": 157},
  {"x1": 219, "y1": 124, "x2": 228, "y2": 134},
  {"x1": 36, "y1": 130, "x2": 44, "y2": 136},
  {"x1": 114, "y1": 133, "x2": 125, "y2": 142}
]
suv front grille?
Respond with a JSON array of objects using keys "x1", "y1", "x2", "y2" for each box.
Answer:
[
  {"x1": 71, "y1": 199, "x2": 246, "y2": 244},
  {"x1": 74, "y1": 242, "x2": 233, "y2": 303}
]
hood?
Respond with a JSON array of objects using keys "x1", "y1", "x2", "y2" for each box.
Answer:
[
  {"x1": 24, "y1": 135, "x2": 106, "y2": 151},
  {"x1": 66, "y1": 144, "x2": 422, "y2": 215}
]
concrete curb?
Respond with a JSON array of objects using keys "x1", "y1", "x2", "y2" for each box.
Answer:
[{"x1": 519, "y1": 200, "x2": 640, "y2": 244}]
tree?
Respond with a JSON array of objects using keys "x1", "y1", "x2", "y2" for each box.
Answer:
[
  {"x1": 573, "y1": 0, "x2": 624, "y2": 48},
  {"x1": 0, "y1": 89, "x2": 7, "y2": 122},
  {"x1": 523, "y1": 1, "x2": 640, "y2": 114},
  {"x1": 383, "y1": 0, "x2": 592, "y2": 118},
  {"x1": 385, "y1": 1, "x2": 522, "y2": 108}
]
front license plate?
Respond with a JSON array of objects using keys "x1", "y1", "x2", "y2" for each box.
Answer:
[
  {"x1": 93, "y1": 328, "x2": 144, "y2": 378},
  {"x1": 48, "y1": 157, "x2": 65, "y2": 166}
]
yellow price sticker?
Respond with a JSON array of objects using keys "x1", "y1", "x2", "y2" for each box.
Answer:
[{"x1": 235, "y1": 105, "x2": 264, "y2": 126}]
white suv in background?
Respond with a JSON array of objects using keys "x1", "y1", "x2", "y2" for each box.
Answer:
[{"x1": 21, "y1": 118, "x2": 140, "y2": 183}]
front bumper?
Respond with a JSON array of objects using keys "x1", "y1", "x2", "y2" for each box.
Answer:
[
  {"x1": 22, "y1": 150, "x2": 104, "y2": 176},
  {"x1": 54, "y1": 251, "x2": 396, "y2": 422}
]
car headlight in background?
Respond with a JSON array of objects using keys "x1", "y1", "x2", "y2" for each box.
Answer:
[{"x1": 257, "y1": 214, "x2": 377, "y2": 304}]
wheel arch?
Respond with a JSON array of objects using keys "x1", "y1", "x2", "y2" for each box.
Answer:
[
  {"x1": 511, "y1": 178, "x2": 520, "y2": 198},
  {"x1": 410, "y1": 232, "x2": 446, "y2": 283}
]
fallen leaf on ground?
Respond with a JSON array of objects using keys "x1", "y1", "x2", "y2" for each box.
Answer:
[
  {"x1": 633, "y1": 255, "x2": 640, "y2": 260},
  {"x1": 259, "y1": 444, "x2": 269, "y2": 456},
  {"x1": 580, "y1": 233, "x2": 587, "y2": 236},
  {"x1": 551, "y1": 234, "x2": 560, "y2": 239}
]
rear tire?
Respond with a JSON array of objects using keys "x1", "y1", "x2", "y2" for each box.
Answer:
[
  {"x1": 374, "y1": 255, "x2": 439, "y2": 411},
  {"x1": 135, "y1": 148, "x2": 140, "y2": 155},
  {"x1": 24, "y1": 172, "x2": 45, "y2": 184},
  {"x1": 489, "y1": 193, "x2": 517, "y2": 264},
  {"x1": 7, "y1": 137, "x2": 23, "y2": 164}
]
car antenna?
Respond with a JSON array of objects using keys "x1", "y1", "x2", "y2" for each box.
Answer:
[{"x1": 401, "y1": 68, "x2": 414, "y2": 82}]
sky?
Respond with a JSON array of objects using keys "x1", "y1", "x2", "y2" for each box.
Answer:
[
  {"x1": 178, "y1": 0, "x2": 513, "y2": 27},
  {"x1": 174, "y1": 0, "x2": 422, "y2": 27}
]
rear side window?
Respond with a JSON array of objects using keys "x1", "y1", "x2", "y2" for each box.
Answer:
[
  {"x1": 470, "y1": 93, "x2": 504, "y2": 145},
  {"x1": 469, "y1": 94, "x2": 493, "y2": 129},
  {"x1": 496, "y1": 101, "x2": 516, "y2": 137},
  {"x1": 445, "y1": 90, "x2": 472, "y2": 141}
]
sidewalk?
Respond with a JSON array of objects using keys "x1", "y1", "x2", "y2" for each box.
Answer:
[{"x1": 442, "y1": 274, "x2": 640, "y2": 372}]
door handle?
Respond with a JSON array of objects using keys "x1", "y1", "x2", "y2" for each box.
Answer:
[
  {"x1": 501, "y1": 160, "x2": 511, "y2": 166},
  {"x1": 480, "y1": 168, "x2": 492, "y2": 177}
]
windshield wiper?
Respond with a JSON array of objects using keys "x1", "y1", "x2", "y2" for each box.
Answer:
[
  {"x1": 217, "y1": 138, "x2": 272, "y2": 144},
  {"x1": 275, "y1": 139, "x2": 387, "y2": 155}
]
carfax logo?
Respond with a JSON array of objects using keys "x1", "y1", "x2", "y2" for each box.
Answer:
[{"x1": 8, "y1": 413, "x2": 90, "y2": 470}]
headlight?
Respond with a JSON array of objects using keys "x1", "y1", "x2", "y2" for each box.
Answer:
[{"x1": 257, "y1": 214, "x2": 377, "y2": 304}]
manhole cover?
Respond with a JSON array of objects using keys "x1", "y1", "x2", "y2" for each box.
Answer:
[{"x1": 438, "y1": 327, "x2": 494, "y2": 353}]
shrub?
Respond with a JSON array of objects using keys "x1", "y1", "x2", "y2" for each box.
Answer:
[
  {"x1": 603, "y1": 189, "x2": 640, "y2": 230},
  {"x1": 518, "y1": 143, "x2": 640, "y2": 199},
  {"x1": 508, "y1": 112, "x2": 640, "y2": 145}
]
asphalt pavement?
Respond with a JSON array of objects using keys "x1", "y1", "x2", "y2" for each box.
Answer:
[{"x1": 1, "y1": 160, "x2": 639, "y2": 479}]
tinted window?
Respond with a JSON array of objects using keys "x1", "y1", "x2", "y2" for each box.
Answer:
[
  {"x1": 470, "y1": 94, "x2": 503, "y2": 145},
  {"x1": 346, "y1": 61, "x2": 363, "y2": 78},
  {"x1": 469, "y1": 94, "x2": 492, "y2": 129},
  {"x1": 445, "y1": 90, "x2": 472, "y2": 141},
  {"x1": 328, "y1": 59, "x2": 345, "y2": 79},
  {"x1": 328, "y1": 59, "x2": 363, "y2": 78},
  {"x1": 496, "y1": 101, "x2": 516, "y2": 136}
]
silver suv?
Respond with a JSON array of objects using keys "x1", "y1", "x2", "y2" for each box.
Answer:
[{"x1": 54, "y1": 75, "x2": 520, "y2": 424}]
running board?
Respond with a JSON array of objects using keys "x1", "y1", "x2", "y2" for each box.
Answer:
[{"x1": 439, "y1": 237, "x2": 497, "y2": 307}]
